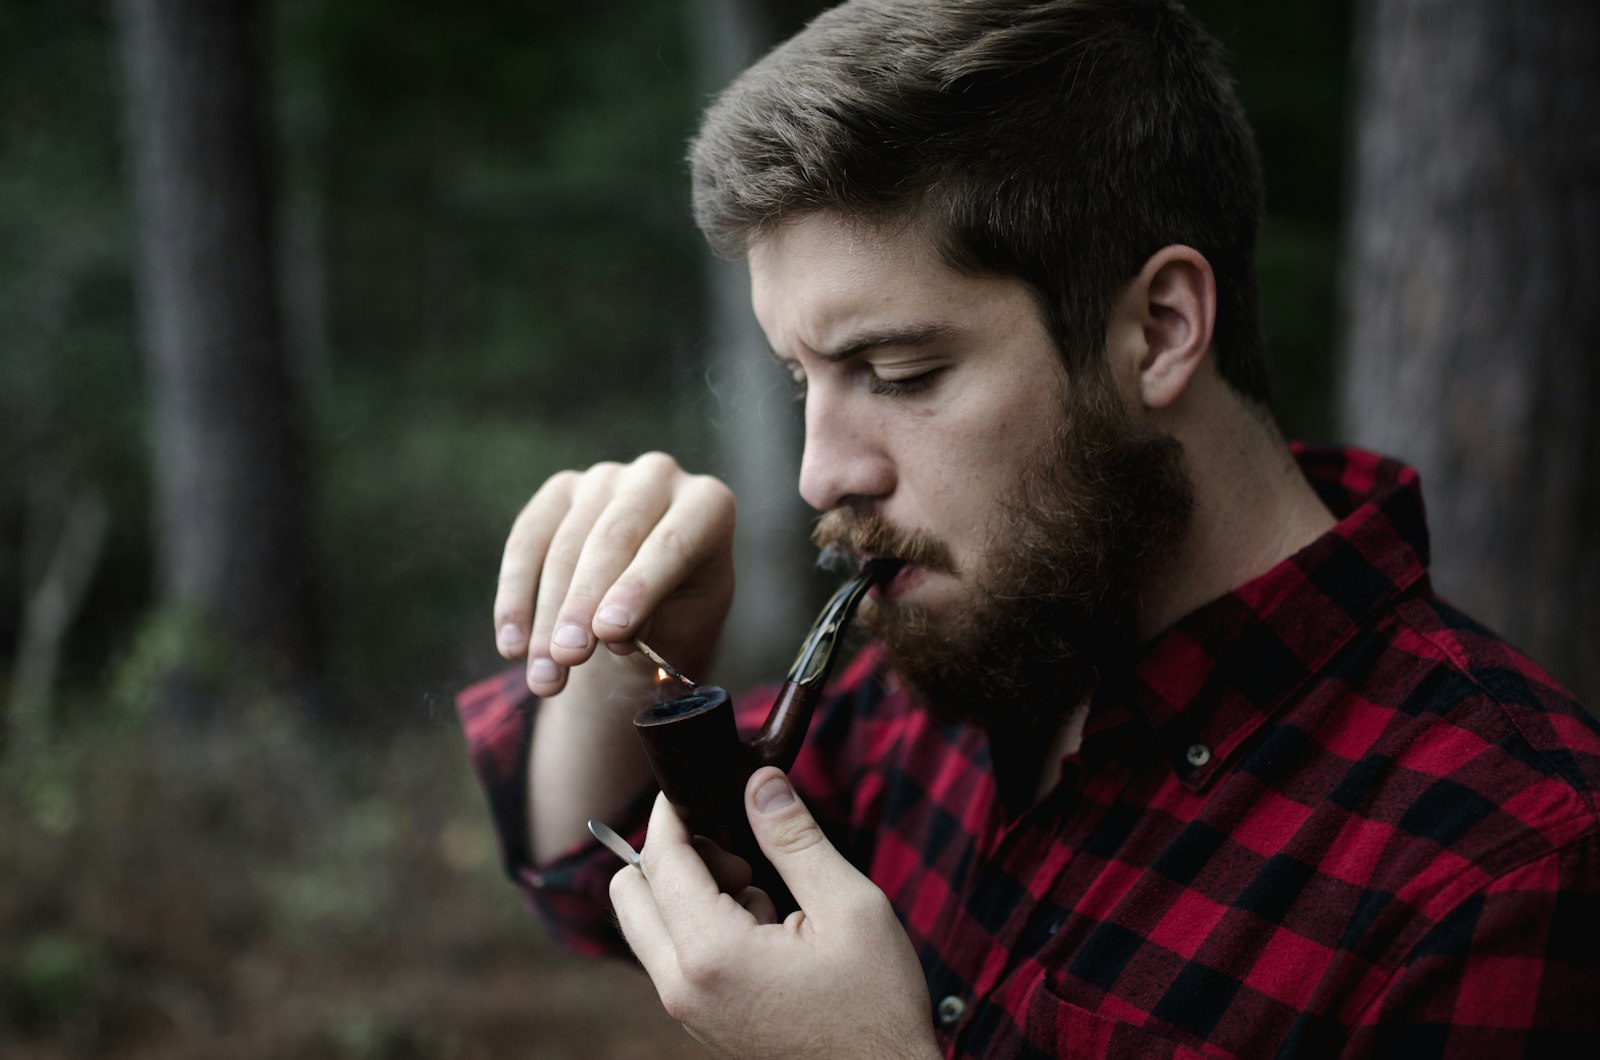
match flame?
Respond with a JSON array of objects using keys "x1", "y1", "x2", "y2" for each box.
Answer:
[{"x1": 656, "y1": 667, "x2": 670, "y2": 685}]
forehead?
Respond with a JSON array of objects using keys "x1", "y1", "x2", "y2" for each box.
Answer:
[
  {"x1": 742, "y1": 211, "x2": 1043, "y2": 361},
  {"x1": 748, "y1": 212, "x2": 997, "y2": 352}
]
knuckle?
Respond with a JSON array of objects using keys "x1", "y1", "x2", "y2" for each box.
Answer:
[
  {"x1": 690, "y1": 477, "x2": 737, "y2": 534},
  {"x1": 560, "y1": 580, "x2": 604, "y2": 610},
  {"x1": 657, "y1": 983, "x2": 696, "y2": 1024},
  {"x1": 568, "y1": 463, "x2": 622, "y2": 504},
  {"x1": 495, "y1": 559, "x2": 532, "y2": 592},
  {"x1": 598, "y1": 511, "x2": 649, "y2": 554},
  {"x1": 843, "y1": 885, "x2": 891, "y2": 929},
  {"x1": 543, "y1": 529, "x2": 584, "y2": 574},
  {"x1": 633, "y1": 450, "x2": 679, "y2": 476},
  {"x1": 652, "y1": 524, "x2": 697, "y2": 566},
  {"x1": 687, "y1": 474, "x2": 734, "y2": 509},
  {"x1": 674, "y1": 939, "x2": 727, "y2": 990},
  {"x1": 534, "y1": 470, "x2": 580, "y2": 504},
  {"x1": 766, "y1": 816, "x2": 826, "y2": 858}
]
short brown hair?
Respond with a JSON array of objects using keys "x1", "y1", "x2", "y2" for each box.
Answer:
[{"x1": 690, "y1": 0, "x2": 1270, "y2": 403}]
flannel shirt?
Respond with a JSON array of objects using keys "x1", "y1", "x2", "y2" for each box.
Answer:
[{"x1": 457, "y1": 446, "x2": 1600, "y2": 1057}]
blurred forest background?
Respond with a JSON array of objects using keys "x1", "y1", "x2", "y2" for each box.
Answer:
[{"x1": 0, "y1": 0, "x2": 1593, "y2": 1057}]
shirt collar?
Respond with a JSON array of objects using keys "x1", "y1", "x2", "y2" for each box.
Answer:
[{"x1": 1121, "y1": 445, "x2": 1432, "y2": 790}]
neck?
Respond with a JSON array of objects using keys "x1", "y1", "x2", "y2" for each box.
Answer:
[{"x1": 1137, "y1": 381, "x2": 1336, "y2": 641}]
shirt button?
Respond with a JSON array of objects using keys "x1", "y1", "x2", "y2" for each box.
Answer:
[
  {"x1": 936, "y1": 995, "x2": 967, "y2": 1027},
  {"x1": 1185, "y1": 743, "x2": 1212, "y2": 767}
]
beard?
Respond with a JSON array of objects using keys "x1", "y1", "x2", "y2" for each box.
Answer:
[{"x1": 813, "y1": 379, "x2": 1194, "y2": 731}]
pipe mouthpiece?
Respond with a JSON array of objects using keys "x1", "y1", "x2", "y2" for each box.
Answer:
[{"x1": 785, "y1": 557, "x2": 903, "y2": 689}]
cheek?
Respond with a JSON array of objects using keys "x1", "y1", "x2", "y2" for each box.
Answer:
[
  {"x1": 945, "y1": 394, "x2": 1057, "y2": 482},
  {"x1": 904, "y1": 416, "x2": 1037, "y2": 548},
  {"x1": 892, "y1": 366, "x2": 1065, "y2": 538}
]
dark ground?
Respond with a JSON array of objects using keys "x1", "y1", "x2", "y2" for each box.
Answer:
[{"x1": 0, "y1": 706, "x2": 707, "y2": 1059}]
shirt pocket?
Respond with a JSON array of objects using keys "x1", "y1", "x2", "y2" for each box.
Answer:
[{"x1": 1019, "y1": 976, "x2": 1233, "y2": 1060}]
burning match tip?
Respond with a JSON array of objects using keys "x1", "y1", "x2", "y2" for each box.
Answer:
[{"x1": 634, "y1": 638, "x2": 696, "y2": 687}]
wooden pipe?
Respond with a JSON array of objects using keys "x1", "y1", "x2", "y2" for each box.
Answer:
[{"x1": 632, "y1": 558, "x2": 903, "y2": 875}]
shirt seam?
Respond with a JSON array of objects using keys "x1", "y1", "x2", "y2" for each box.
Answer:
[
  {"x1": 1393, "y1": 605, "x2": 1600, "y2": 817},
  {"x1": 1347, "y1": 826, "x2": 1600, "y2": 1029}
]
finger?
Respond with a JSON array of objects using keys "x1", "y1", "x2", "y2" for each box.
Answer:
[
  {"x1": 692, "y1": 835, "x2": 753, "y2": 895},
  {"x1": 526, "y1": 463, "x2": 624, "y2": 690},
  {"x1": 596, "y1": 474, "x2": 736, "y2": 644},
  {"x1": 554, "y1": 453, "x2": 679, "y2": 660},
  {"x1": 745, "y1": 768, "x2": 866, "y2": 914},
  {"x1": 733, "y1": 885, "x2": 778, "y2": 925},
  {"x1": 494, "y1": 471, "x2": 578, "y2": 659},
  {"x1": 609, "y1": 864, "x2": 683, "y2": 994},
  {"x1": 639, "y1": 794, "x2": 750, "y2": 950}
]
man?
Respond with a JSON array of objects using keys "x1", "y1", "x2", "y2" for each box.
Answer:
[{"x1": 458, "y1": 1, "x2": 1600, "y2": 1055}]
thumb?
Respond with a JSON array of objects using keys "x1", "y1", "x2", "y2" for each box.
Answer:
[{"x1": 745, "y1": 767, "x2": 863, "y2": 913}]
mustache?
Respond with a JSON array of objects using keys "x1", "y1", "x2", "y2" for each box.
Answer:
[{"x1": 811, "y1": 509, "x2": 958, "y2": 575}]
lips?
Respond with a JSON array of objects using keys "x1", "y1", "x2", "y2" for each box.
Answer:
[{"x1": 869, "y1": 560, "x2": 922, "y2": 600}]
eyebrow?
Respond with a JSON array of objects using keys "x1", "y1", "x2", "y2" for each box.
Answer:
[{"x1": 769, "y1": 321, "x2": 959, "y2": 366}]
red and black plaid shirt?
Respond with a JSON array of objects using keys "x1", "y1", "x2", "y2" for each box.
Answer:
[{"x1": 458, "y1": 446, "x2": 1600, "y2": 1057}]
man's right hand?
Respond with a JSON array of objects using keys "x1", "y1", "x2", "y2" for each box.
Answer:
[
  {"x1": 494, "y1": 451, "x2": 737, "y2": 697},
  {"x1": 493, "y1": 452, "x2": 737, "y2": 863}
]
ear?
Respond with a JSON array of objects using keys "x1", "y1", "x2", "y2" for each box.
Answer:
[{"x1": 1110, "y1": 246, "x2": 1216, "y2": 410}]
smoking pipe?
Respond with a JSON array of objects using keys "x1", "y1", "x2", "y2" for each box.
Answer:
[{"x1": 632, "y1": 557, "x2": 903, "y2": 869}]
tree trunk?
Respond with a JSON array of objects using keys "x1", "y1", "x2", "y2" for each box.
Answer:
[
  {"x1": 113, "y1": 0, "x2": 318, "y2": 698},
  {"x1": 1342, "y1": 0, "x2": 1600, "y2": 704}
]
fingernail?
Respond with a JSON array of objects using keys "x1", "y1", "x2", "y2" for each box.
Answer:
[
  {"x1": 529, "y1": 658, "x2": 560, "y2": 685},
  {"x1": 498, "y1": 623, "x2": 524, "y2": 649},
  {"x1": 596, "y1": 605, "x2": 630, "y2": 628},
  {"x1": 553, "y1": 623, "x2": 588, "y2": 649},
  {"x1": 754, "y1": 774, "x2": 794, "y2": 815}
]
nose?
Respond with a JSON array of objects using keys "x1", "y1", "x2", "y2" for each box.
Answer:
[{"x1": 797, "y1": 390, "x2": 895, "y2": 511}]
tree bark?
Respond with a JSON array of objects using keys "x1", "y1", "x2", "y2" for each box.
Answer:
[
  {"x1": 1342, "y1": 0, "x2": 1600, "y2": 703},
  {"x1": 113, "y1": 0, "x2": 317, "y2": 695}
]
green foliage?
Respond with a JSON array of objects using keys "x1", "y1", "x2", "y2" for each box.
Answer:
[
  {"x1": 0, "y1": 702, "x2": 593, "y2": 1056},
  {"x1": 1, "y1": 932, "x2": 105, "y2": 1038},
  {"x1": 107, "y1": 603, "x2": 235, "y2": 716}
]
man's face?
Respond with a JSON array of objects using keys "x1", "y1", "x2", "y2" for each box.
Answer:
[{"x1": 749, "y1": 212, "x2": 1192, "y2": 727}]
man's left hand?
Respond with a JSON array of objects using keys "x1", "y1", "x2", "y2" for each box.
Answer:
[{"x1": 611, "y1": 769, "x2": 940, "y2": 1060}]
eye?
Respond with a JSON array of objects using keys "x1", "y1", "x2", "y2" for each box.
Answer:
[{"x1": 869, "y1": 369, "x2": 941, "y2": 397}]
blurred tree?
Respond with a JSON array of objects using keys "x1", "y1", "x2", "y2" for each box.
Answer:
[
  {"x1": 112, "y1": 0, "x2": 318, "y2": 704},
  {"x1": 690, "y1": 0, "x2": 831, "y2": 692},
  {"x1": 0, "y1": 3, "x2": 142, "y2": 745},
  {"x1": 1342, "y1": 0, "x2": 1600, "y2": 702}
]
